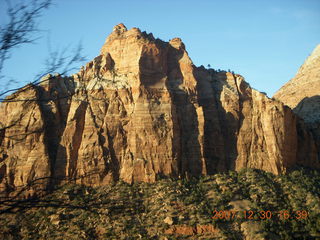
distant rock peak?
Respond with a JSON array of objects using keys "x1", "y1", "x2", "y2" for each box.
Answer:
[
  {"x1": 169, "y1": 38, "x2": 185, "y2": 50},
  {"x1": 274, "y1": 43, "x2": 320, "y2": 162},
  {"x1": 306, "y1": 44, "x2": 320, "y2": 63},
  {"x1": 112, "y1": 23, "x2": 127, "y2": 34},
  {"x1": 274, "y1": 44, "x2": 320, "y2": 109},
  {"x1": 298, "y1": 44, "x2": 320, "y2": 74}
]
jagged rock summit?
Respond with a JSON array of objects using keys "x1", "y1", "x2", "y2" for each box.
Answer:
[{"x1": 0, "y1": 24, "x2": 319, "y2": 195}]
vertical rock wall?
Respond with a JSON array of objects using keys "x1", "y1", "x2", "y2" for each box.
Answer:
[{"x1": 0, "y1": 24, "x2": 318, "y2": 195}]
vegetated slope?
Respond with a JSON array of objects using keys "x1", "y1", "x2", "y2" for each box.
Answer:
[
  {"x1": 1, "y1": 168, "x2": 319, "y2": 240},
  {"x1": 0, "y1": 24, "x2": 319, "y2": 197}
]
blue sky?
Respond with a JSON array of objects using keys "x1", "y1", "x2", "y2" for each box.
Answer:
[{"x1": 1, "y1": 0, "x2": 320, "y2": 96}]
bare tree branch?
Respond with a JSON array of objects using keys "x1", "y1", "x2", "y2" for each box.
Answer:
[
  {"x1": 0, "y1": 0, "x2": 87, "y2": 102},
  {"x1": 0, "y1": 0, "x2": 52, "y2": 76}
]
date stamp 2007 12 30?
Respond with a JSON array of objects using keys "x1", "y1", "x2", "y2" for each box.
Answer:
[{"x1": 212, "y1": 210, "x2": 308, "y2": 221}]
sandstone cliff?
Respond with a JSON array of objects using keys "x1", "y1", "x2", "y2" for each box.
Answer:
[
  {"x1": 0, "y1": 24, "x2": 319, "y2": 195},
  {"x1": 274, "y1": 44, "x2": 320, "y2": 159}
]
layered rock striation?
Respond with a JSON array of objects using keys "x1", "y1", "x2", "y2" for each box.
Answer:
[{"x1": 0, "y1": 24, "x2": 319, "y2": 194}]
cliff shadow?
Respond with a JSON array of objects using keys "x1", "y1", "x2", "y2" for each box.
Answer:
[
  {"x1": 194, "y1": 69, "x2": 239, "y2": 174},
  {"x1": 165, "y1": 45, "x2": 203, "y2": 177},
  {"x1": 294, "y1": 95, "x2": 320, "y2": 162},
  {"x1": 35, "y1": 76, "x2": 76, "y2": 186}
]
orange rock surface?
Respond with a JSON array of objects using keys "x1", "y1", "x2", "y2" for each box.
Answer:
[{"x1": 0, "y1": 24, "x2": 319, "y2": 194}]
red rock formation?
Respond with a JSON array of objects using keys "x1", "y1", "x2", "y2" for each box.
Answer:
[
  {"x1": 0, "y1": 24, "x2": 319, "y2": 194},
  {"x1": 0, "y1": 85, "x2": 51, "y2": 195}
]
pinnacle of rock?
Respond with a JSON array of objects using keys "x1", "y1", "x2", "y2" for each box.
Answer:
[
  {"x1": 169, "y1": 38, "x2": 185, "y2": 50},
  {"x1": 112, "y1": 23, "x2": 127, "y2": 34}
]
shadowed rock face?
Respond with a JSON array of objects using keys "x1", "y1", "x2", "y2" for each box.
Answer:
[
  {"x1": 0, "y1": 24, "x2": 319, "y2": 194},
  {"x1": 274, "y1": 44, "x2": 320, "y2": 160}
]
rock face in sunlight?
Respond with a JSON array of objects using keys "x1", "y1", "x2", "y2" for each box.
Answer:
[
  {"x1": 274, "y1": 44, "x2": 320, "y2": 110},
  {"x1": 0, "y1": 24, "x2": 319, "y2": 194},
  {"x1": 0, "y1": 85, "x2": 51, "y2": 194},
  {"x1": 274, "y1": 44, "x2": 320, "y2": 160}
]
